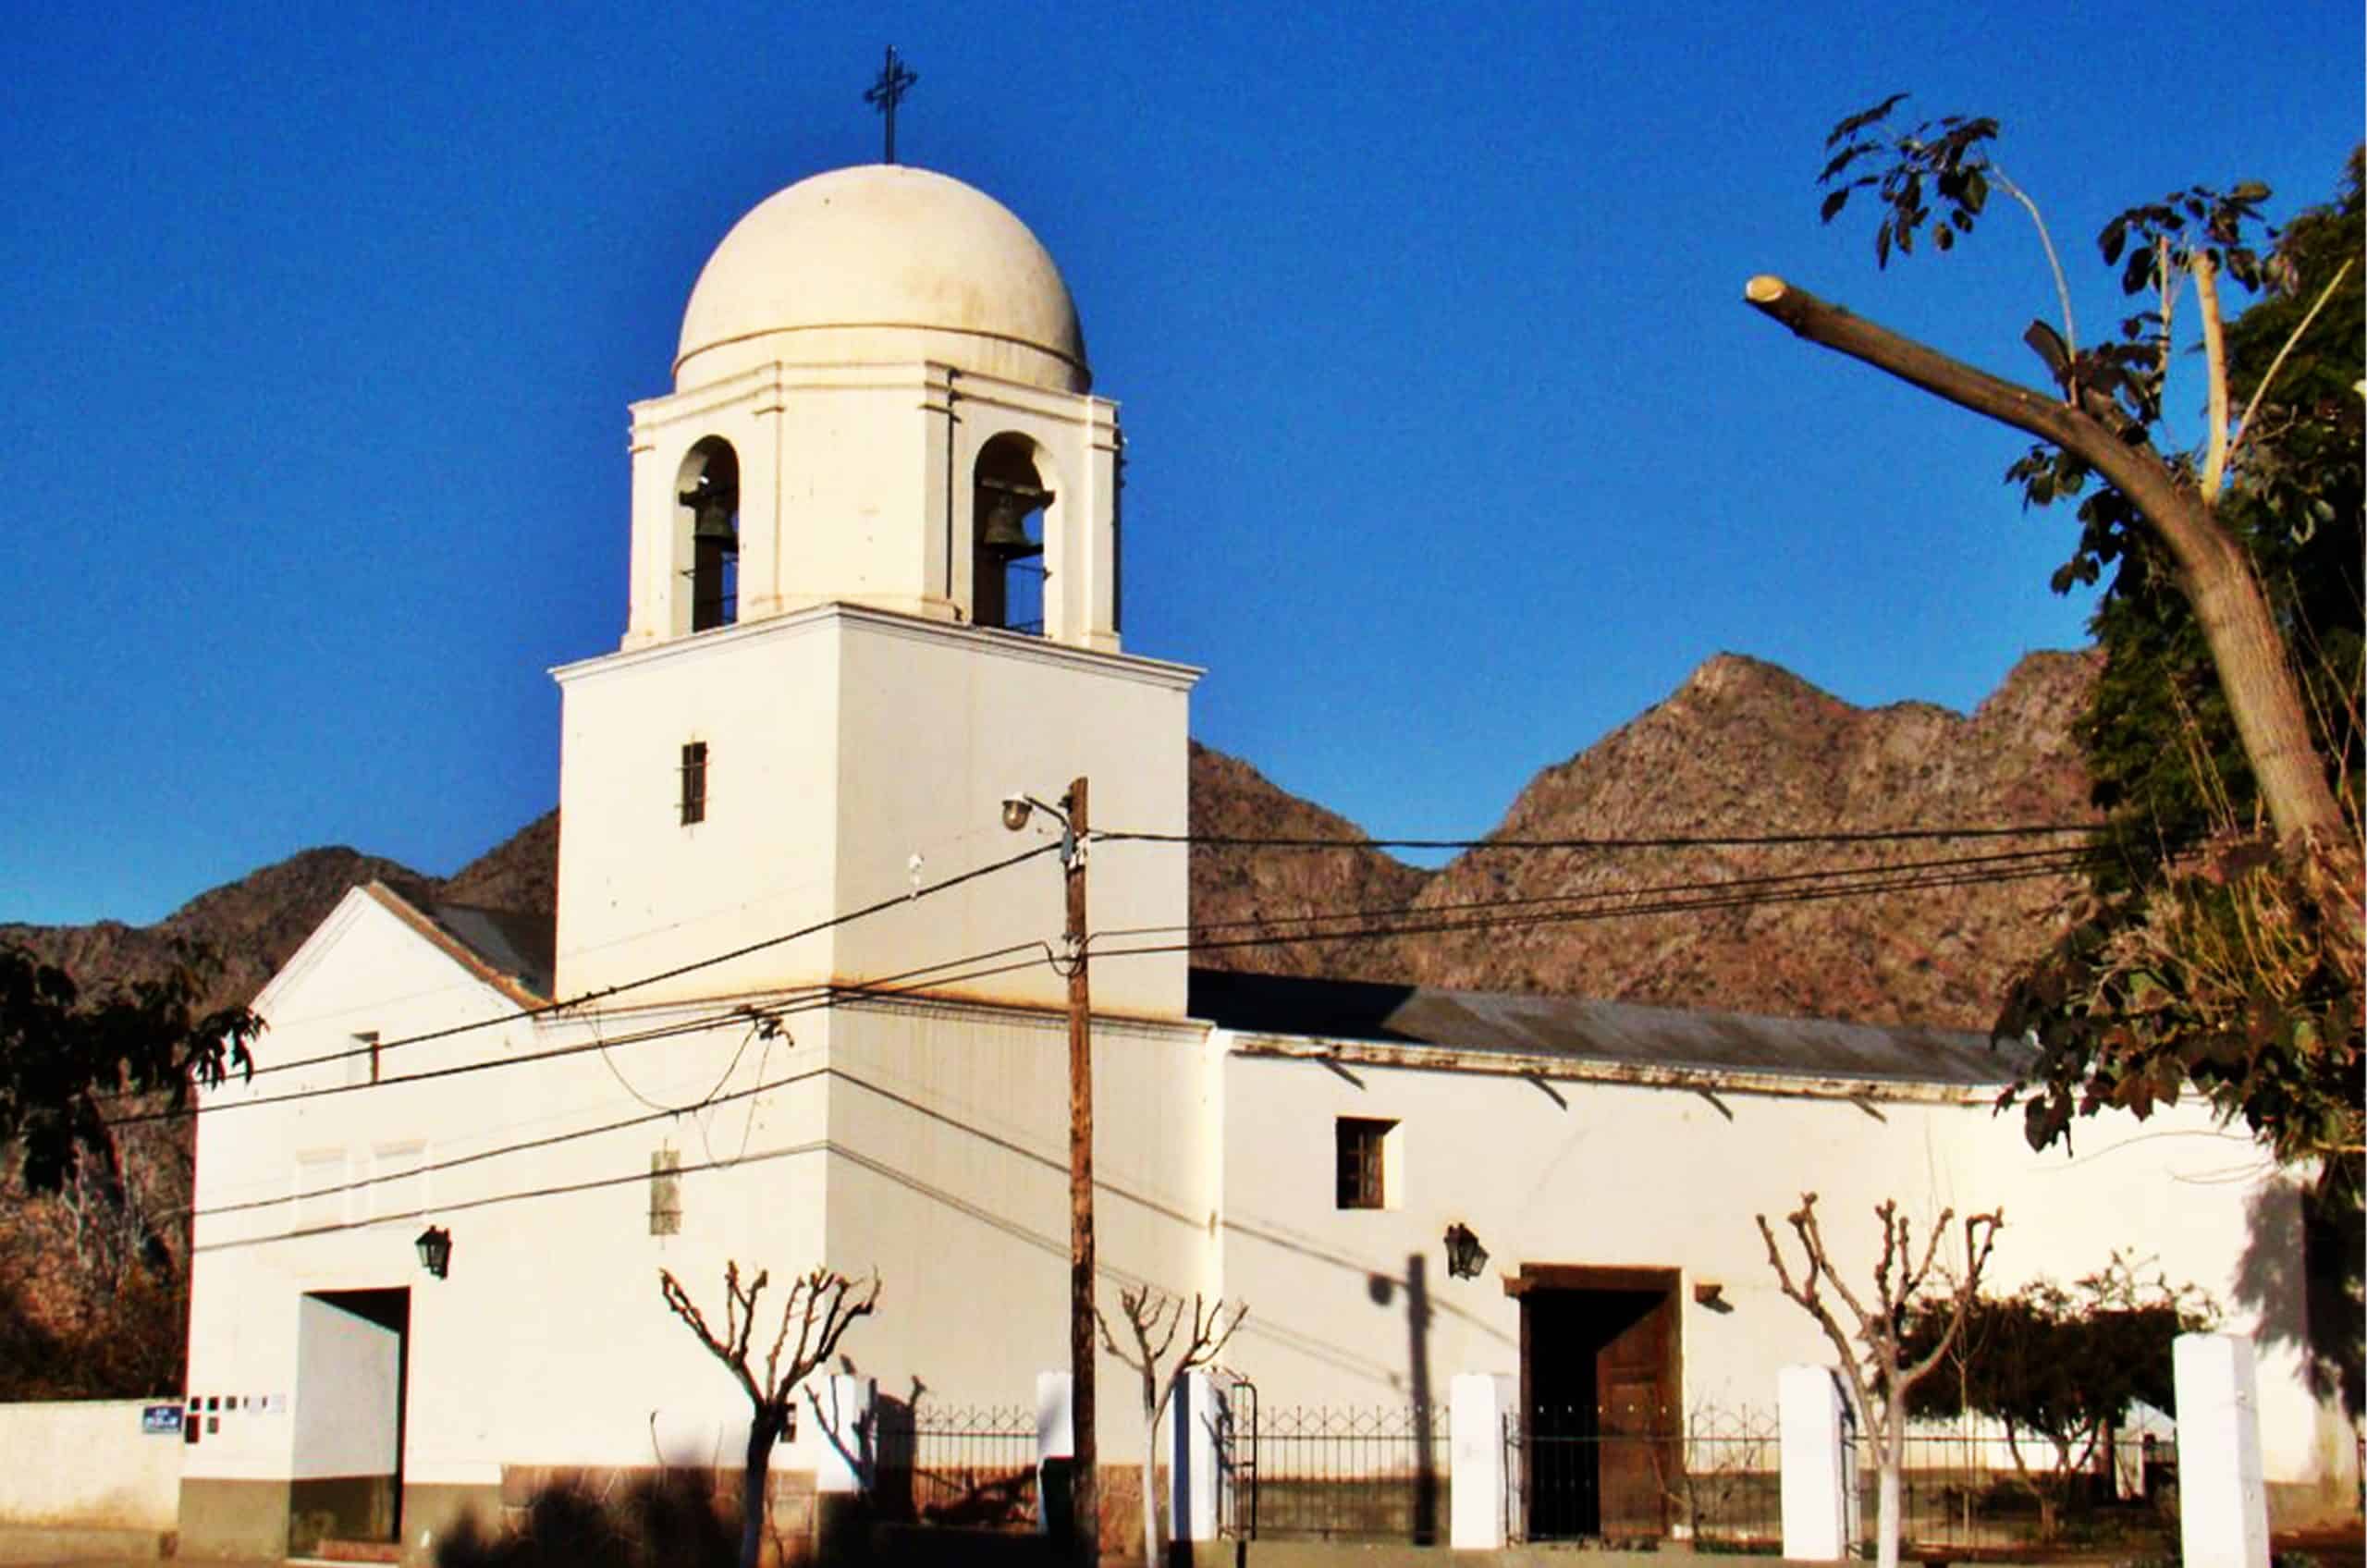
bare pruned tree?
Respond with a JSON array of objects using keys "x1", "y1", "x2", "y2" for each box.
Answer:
[
  {"x1": 1756, "y1": 1194, "x2": 2001, "y2": 1568},
  {"x1": 1096, "y1": 1283, "x2": 1245, "y2": 1568},
  {"x1": 659, "y1": 1263, "x2": 879, "y2": 1568}
]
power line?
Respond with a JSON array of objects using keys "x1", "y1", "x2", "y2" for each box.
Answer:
[
  {"x1": 1093, "y1": 842, "x2": 2103, "y2": 943},
  {"x1": 188, "y1": 1063, "x2": 828, "y2": 1222},
  {"x1": 1092, "y1": 851, "x2": 2098, "y2": 961},
  {"x1": 234, "y1": 839, "x2": 1061, "y2": 1084},
  {"x1": 184, "y1": 937, "x2": 1081, "y2": 1229},
  {"x1": 110, "y1": 942, "x2": 1058, "y2": 1131},
  {"x1": 182, "y1": 848, "x2": 2102, "y2": 1248},
  {"x1": 191, "y1": 1136, "x2": 826, "y2": 1256},
  {"x1": 1100, "y1": 822, "x2": 2099, "y2": 851}
]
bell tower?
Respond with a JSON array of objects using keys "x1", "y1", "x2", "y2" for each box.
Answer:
[
  {"x1": 617, "y1": 164, "x2": 1123, "y2": 653},
  {"x1": 553, "y1": 165, "x2": 1193, "y2": 1018}
]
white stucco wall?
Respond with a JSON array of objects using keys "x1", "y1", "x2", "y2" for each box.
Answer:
[
  {"x1": 188, "y1": 887, "x2": 832, "y2": 1490},
  {"x1": 821, "y1": 1000, "x2": 1219, "y2": 1453},
  {"x1": 552, "y1": 605, "x2": 1196, "y2": 1019},
  {"x1": 1209, "y1": 1035, "x2": 2337, "y2": 1487},
  {"x1": 0, "y1": 1401, "x2": 182, "y2": 1530}
]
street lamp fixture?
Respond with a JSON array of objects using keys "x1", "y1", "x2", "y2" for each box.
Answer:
[
  {"x1": 415, "y1": 1224, "x2": 453, "y2": 1280},
  {"x1": 1444, "y1": 1222, "x2": 1488, "y2": 1280}
]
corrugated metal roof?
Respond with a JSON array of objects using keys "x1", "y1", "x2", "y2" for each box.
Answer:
[
  {"x1": 424, "y1": 902, "x2": 556, "y2": 1000},
  {"x1": 1188, "y1": 968, "x2": 2033, "y2": 1088},
  {"x1": 364, "y1": 882, "x2": 555, "y2": 1004}
]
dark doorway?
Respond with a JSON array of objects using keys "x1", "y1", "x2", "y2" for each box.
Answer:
[
  {"x1": 1516, "y1": 1268, "x2": 1678, "y2": 1542},
  {"x1": 288, "y1": 1288, "x2": 411, "y2": 1555}
]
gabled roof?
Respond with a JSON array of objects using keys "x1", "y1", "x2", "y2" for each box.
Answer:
[
  {"x1": 362, "y1": 882, "x2": 554, "y2": 1005},
  {"x1": 1189, "y1": 968, "x2": 2033, "y2": 1093}
]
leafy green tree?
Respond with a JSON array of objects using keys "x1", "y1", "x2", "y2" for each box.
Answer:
[
  {"x1": 1999, "y1": 155, "x2": 2363, "y2": 1175},
  {"x1": 1746, "y1": 105, "x2": 2361, "y2": 1173},
  {"x1": 0, "y1": 940, "x2": 262, "y2": 1395},
  {"x1": 1901, "y1": 1255, "x2": 2216, "y2": 1541},
  {"x1": 0, "y1": 940, "x2": 261, "y2": 1230}
]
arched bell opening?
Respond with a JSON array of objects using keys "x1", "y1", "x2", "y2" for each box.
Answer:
[
  {"x1": 676, "y1": 437, "x2": 741, "y2": 632},
  {"x1": 972, "y1": 434, "x2": 1053, "y2": 634}
]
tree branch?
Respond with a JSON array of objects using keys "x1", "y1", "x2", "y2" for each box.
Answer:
[
  {"x1": 1743, "y1": 274, "x2": 2347, "y2": 851},
  {"x1": 2195, "y1": 252, "x2": 2232, "y2": 500},
  {"x1": 1991, "y1": 164, "x2": 2077, "y2": 362},
  {"x1": 2228, "y1": 256, "x2": 2357, "y2": 472}
]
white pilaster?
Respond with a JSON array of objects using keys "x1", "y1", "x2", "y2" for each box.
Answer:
[
  {"x1": 1779, "y1": 1365, "x2": 1854, "y2": 1562},
  {"x1": 1449, "y1": 1372, "x2": 1515, "y2": 1549},
  {"x1": 1166, "y1": 1370, "x2": 1222, "y2": 1543},
  {"x1": 2175, "y1": 1333, "x2": 2271, "y2": 1568}
]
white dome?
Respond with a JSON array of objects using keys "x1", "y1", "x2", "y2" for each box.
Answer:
[{"x1": 675, "y1": 165, "x2": 1090, "y2": 393}]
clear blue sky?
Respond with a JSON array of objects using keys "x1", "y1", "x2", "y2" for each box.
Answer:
[{"x1": 2, "y1": 1, "x2": 2357, "y2": 925}]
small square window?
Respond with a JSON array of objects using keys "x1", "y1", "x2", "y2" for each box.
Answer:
[
  {"x1": 679, "y1": 741, "x2": 708, "y2": 827},
  {"x1": 1336, "y1": 1117, "x2": 1397, "y2": 1210},
  {"x1": 649, "y1": 1148, "x2": 682, "y2": 1235}
]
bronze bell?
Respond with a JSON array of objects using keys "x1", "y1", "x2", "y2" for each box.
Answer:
[
  {"x1": 976, "y1": 479, "x2": 1051, "y2": 557},
  {"x1": 682, "y1": 475, "x2": 738, "y2": 548}
]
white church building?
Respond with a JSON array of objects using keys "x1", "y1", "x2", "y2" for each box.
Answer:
[{"x1": 177, "y1": 163, "x2": 2355, "y2": 1560}]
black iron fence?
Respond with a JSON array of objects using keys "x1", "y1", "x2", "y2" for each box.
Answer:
[
  {"x1": 872, "y1": 1401, "x2": 1039, "y2": 1532},
  {"x1": 1218, "y1": 1390, "x2": 1451, "y2": 1544},
  {"x1": 1510, "y1": 1405, "x2": 1784, "y2": 1549},
  {"x1": 1871, "y1": 1427, "x2": 2177, "y2": 1556}
]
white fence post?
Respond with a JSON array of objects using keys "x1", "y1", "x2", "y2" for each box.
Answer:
[
  {"x1": 1166, "y1": 1369, "x2": 1222, "y2": 1543},
  {"x1": 2175, "y1": 1333, "x2": 2271, "y2": 1568},
  {"x1": 1036, "y1": 1371, "x2": 1074, "y2": 1537},
  {"x1": 1450, "y1": 1372, "x2": 1515, "y2": 1549},
  {"x1": 1779, "y1": 1365, "x2": 1852, "y2": 1562},
  {"x1": 810, "y1": 1374, "x2": 875, "y2": 1494}
]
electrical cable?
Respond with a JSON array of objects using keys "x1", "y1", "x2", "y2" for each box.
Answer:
[
  {"x1": 222, "y1": 839, "x2": 1060, "y2": 1084},
  {"x1": 1089, "y1": 851, "x2": 2099, "y2": 960},
  {"x1": 107, "y1": 940, "x2": 1056, "y2": 1130},
  {"x1": 1098, "y1": 822, "x2": 2101, "y2": 851},
  {"x1": 1092, "y1": 842, "x2": 2103, "y2": 942},
  {"x1": 182, "y1": 841, "x2": 2112, "y2": 1251}
]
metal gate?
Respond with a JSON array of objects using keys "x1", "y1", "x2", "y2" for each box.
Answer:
[{"x1": 1215, "y1": 1372, "x2": 1258, "y2": 1538}]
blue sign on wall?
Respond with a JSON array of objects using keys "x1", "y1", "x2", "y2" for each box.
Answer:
[{"x1": 141, "y1": 1404, "x2": 183, "y2": 1435}]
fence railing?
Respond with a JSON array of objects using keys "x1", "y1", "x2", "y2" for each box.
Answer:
[
  {"x1": 871, "y1": 1401, "x2": 1039, "y2": 1532},
  {"x1": 1509, "y1": 1406, "x2": 1784, "y2": 1548},
  {"x1": 1872, "y1": 1427, "x2": 2177, "y2": 1555},
  {"x1": 1227, "y1": 1401, "x2": 1451, "y2": 1543}
]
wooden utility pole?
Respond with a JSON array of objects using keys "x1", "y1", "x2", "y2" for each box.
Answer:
[{"x1": 1061, "y1": 776, "x2": 1098, "y2": 1568}]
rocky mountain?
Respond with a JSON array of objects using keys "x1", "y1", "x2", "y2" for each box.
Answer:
[
  {"x1": 1379, "y1": 650, "x2": 2098, "y2": 1027},
  {"x1": 5, "y1": 651, "x2": 2099, "y2": 1032}
]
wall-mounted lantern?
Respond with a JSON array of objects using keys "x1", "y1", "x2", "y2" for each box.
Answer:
[
  {"x1": 415, "y1": 1225, "x2": 453, "y2": 1280},
  {"x1": 1443, "y1": 1222, "x2": 1488, "y2": 1280}
]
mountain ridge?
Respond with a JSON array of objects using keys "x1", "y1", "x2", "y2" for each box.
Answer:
[{"x1": 4, "y1": 648, "x2": 2099, "y2": 1033}]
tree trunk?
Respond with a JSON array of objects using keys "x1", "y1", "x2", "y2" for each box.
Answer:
[
  {"x1": 1875, "y1": 1402, "x2": 1905, "y2": 1568},
  {"x1": 742, "y1": 1403, "x2": 785, "y2": 1568},
  {"x1": 1740, "y1": 276, "x2": 2351, "y2": 858},
  {"x1": 1143, "y1": 1419, "x2": 1160, "y2": 1568}
]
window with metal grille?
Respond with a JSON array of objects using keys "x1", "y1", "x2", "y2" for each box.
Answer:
[
  {"x1": 679, "y1": 741, "x2": 708, "y2": 826},
  {"x1": 649, "y1": 1148, "x2": 682, "y2": 1235},
  {"x1": 1336, "y1": 1117, "x2": 1395, "y2": 1210}
]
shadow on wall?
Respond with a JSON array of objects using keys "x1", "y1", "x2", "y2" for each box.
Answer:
[
  {"x1": 2234, "y1": 1161, "x2": 2364, "y2": 1419},
  {"x1": 434, "y1": 1473, "x2": 736, "y2": 1568}
]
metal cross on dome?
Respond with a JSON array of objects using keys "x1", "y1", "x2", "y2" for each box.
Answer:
[{"x1": 864, "y1": 44, "x2": 918, "y2": 165}]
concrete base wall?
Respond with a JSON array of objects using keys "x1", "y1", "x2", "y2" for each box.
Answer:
[
  {"x1": 0, "y1": 1400, "x2": 181, "y2": 1533},
  {"x1": 0, "y1": 1525, "x2": 175, "y2": 1563},
  {"x1": 1186, "y1": 1546, "x2": 1853, "y2": 1568},
  {"x1": 178, "y1": 1477, "x2": 291, "y2": 1560}
]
